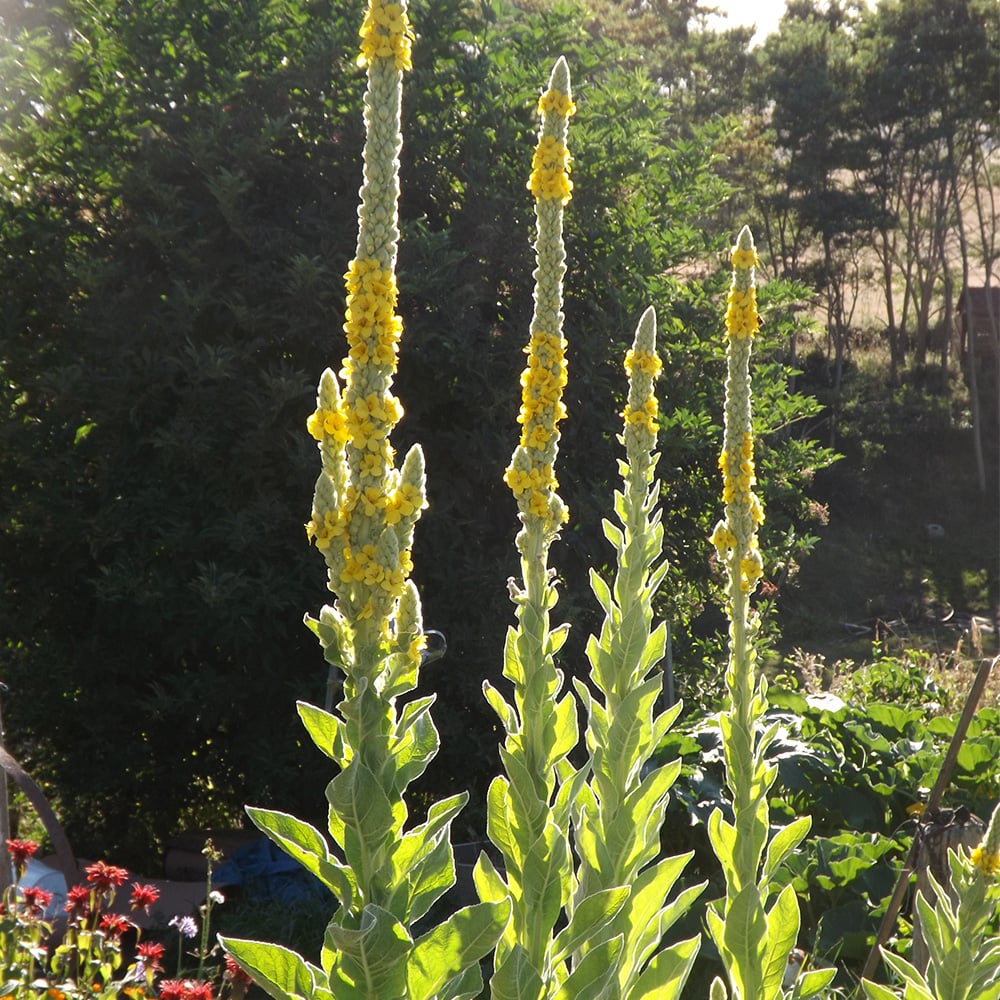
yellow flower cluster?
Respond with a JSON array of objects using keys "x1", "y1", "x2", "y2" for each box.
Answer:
[
  {"x1": 731, "y1": 246, "x2": 760, "y2": 270},
  {"x1": 623, "y1": 397, "x2": 659, "y2": 434},
  {"x1": 343, "y1": 258, "x2": 403, "y2": 373},
  {"x1": 624, "y1": 348, "x2": 663, "y2": 378},
  {"x1": 307, "y1": 406, "x2": 349, "y2": 445},
  {"x1": 971, "y1": 845, "x2": 1000, "y2": 876},
  {"x1": 345, "y1": 391, "x2": 403, "y2": 452},
  {"x1": 528, "y1": 135, "x2": 573, "y2": 205},
  {"x1": 538, "y1": 88, "x2": 576, "y2": 118},
  {"x1": 504, "y1": 464, "x2": 559, "y2": 519},
  {"x1": 357, "y1": 0, "x2": 415, "y2": 72},
  {"x1": 725, "y1": 286, "x2": 759, "y2": 340},
  {"x1": 719, "y1": 433, "x2": 765, "y2": 525},
  {"x1": 517, "y1": 330, "x2": 568, "y2": 449},
  {"x1": 306, "y1": 508, "x2": 349, "y2": 552}
]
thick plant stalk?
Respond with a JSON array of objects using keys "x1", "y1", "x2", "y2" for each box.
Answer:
[
  {"x1": 221, "y1": 4, "x2": 508, "y2": 998},
  {"x1": 570, "y1": 306, "x2": 705, "y2": 999},
  {"x1": 705, "y1": 228, "x2": 833, "y2": 1000},
  {"x1": 480, "y1": 57, "x2": 582, "y2": 1000}
]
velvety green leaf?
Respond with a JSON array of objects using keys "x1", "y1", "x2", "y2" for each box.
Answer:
[
  {"x1": 326, "y1": 761, "x2": 396, "y2": 875},
  {"x1": 491, "y1": 944, "x2": 544, "y2": 1000},
  {"x1": 522, "y1": 820, "x2": 570, "y2": 935},
  {"x1": 486, "y1": 776, "x2": 520, "y2": 875},
  {"x1": 552, "y1": 935, "x2": 623, "y2": 1000},
  {"x1": 762, "y1": 815, "x2": 811, "y2": 882},
  {"x1": 246, "y1": 806, "x2": 350, "y2": 907},
  {"x1": 707, "y1": 808, "x2": 738, "y2": 875},
  {"x1": 484, "y1": 680, "x2": 518, "y2": 731},
  {"x1": 220, "y1": 936, "x2": 320, "y2": 1000},
  {"x1": 793, "y1": 966, "x2": 837, "y2": 998},
  {"x1": 722, "y1": 884, "x2": 767, "y2": 999},
  {"x1": 549, "y1": 690, "x2": 579, "y2": 767},
  {"x1": 590, "y1": 568, "x2": 614, "y2": 615},
  {"x1": 407, "y1": 899, "x2": 511, "y2": 1000},
  {"x1": 626, "y1": 933, "x2": 700, "y2": 1000},
  {"x1": 552, "y1": 885, "x2": 630, "y2": 964},
  {"x1": 762, "y1": 883, "x2": 800, "y2": 997},
  {"x1": 297, "y1": 701, "x2": 351, "y2": 765},
  {"x1": 324, "y1": 904, "x2": 411, "y2": 999}
]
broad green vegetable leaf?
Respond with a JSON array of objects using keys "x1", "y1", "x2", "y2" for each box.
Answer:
[{"x1": 761, "y1": 883, "x2": 800, "y2": 997}]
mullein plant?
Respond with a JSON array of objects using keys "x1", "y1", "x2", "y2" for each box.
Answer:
[
  {"x1": 221, "y1": 3, "x2": 508, "y2": 998},
  {"x1": 478, "y1": 57, "x2": 584, "y2": 1000},
  {"x1": 862, "y1": 801, "x2": 1000, "y2": 1000},
  {"x1": 568, "y1": 305, "x2": 706, "y2": 999},
  {"x1": 706, "y1": 228, "x2": 835, "y2": 1000}
]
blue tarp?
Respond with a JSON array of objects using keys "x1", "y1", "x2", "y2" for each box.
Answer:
[{"x1": 213, "y1": 837, "x2": 328, "y2": 905}]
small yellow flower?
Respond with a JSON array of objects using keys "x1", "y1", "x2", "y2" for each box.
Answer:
[
  {"x1": 971, "y1": 845, "x2": 1000, "y2": 876},
  {"x1": 538, "y1": 88, "x2": 577, "y2": 118},
  {"x1": 528, "y1": 135, "x2": 573, "y2": 204},
  {"x1": 357, "y1": 0, "x2": 415, "y2": 71}
]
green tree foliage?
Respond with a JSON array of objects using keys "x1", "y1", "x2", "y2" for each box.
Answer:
[{"x1": 0, "y1": 0, "x2": 833, "y2": 864}]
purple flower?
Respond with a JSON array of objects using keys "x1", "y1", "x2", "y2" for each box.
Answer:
[{"x1": 169, "y1": 914, "x2": 199, "y2": 939}]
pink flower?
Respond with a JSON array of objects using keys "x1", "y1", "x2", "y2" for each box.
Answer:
[{"x1": 159, "y1": 980, "x2": 213, "y2": 1000}]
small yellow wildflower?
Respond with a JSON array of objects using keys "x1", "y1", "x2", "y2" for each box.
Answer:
[
  {"x1": 971, "y1": 845, "x2": 1000, "y2": 876},
  {"x1": 357, "y1": 0, "x2": 415, "y2": 72},
  {"x1": 538, "y1": 88, "x2": 576, "y2": 118}
]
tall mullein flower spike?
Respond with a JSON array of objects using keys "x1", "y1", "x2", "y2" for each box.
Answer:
[
  {"x1": 504, "y1": 56, "x2": 574, "y2": 541},
  {"x1": 222, "y1": 6, "x2": 510, "y2": 999},
  {"x1": 570, "y1": 306, "x2": 705, "y2": 999},
  {"x1": 305, "y1": 0, "x2": 426, "y2": 670},
  {"x1": 485, "y1": 58, "x2": 583, "y2": 998},
  {"x1": 706, "y1": 228, "x2": 832, "y2": 1000}
]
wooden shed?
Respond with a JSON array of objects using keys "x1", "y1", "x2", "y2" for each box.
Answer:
[{"x1": 959, "y1": 285, "x2": 999, "y2": 365}]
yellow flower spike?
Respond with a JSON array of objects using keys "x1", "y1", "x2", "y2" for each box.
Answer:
[{"x1": 507, "y1": 59, "x2": 573, "y2": 539}]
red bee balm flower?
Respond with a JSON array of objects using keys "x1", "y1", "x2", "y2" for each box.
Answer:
[
  {"x1": 130, "y1": 882, "x2": 160, "y2": 912},
  {"x1": 99, "y1": 912, "x2": 134, "y2": 939},
  {"x1": 136, "y1": 940, "x2": 166, "y2": 972},
  {"x1": 65, "y1": 884, "x2": 91, "y2": 919},
  {"x1": 6, "y1": 838, "x2": 38, "y2": 868},
  {"x1": 159, "y1": 981, "x2": 213, "y2": 1000},
  {"x1": 20, "y1": 885, "x2": 52, "y2": 915},
  {"x1": 85, "y1": 860, "x2": 129, "y2": 891},
  {"x1": 224, "y1": 955, "x2": 253, "y2": 986}
]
